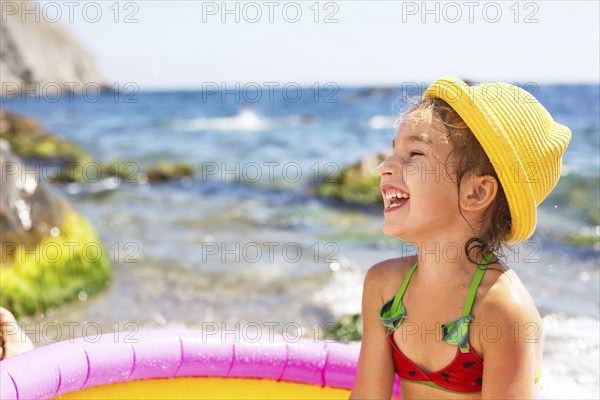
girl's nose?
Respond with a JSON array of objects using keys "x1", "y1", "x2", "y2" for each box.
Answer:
[{"x1": 378, "y1": 154, "x2": 395, "y2": 176}]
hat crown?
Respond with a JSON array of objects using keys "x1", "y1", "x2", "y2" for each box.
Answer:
[
  {"x1": 423, "y1": 77, "x2": 572, "y2": 242},
  {"x1": 470, "y1": 82, "x2": 571, "y2": 207}
]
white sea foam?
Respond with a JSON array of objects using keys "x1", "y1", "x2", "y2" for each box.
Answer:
[
  {"x1": 541, "y1": 314, "x2": 599, "y2": 399},
  {"x1": 368, "y1": 115, "x2": 394, "y2": 130},
  {"x1": 173, "y1": 109, "x2": 271, "y2": 132},
  {"x1": 313, "y1": 257, "x2": 364, "y2": 317}
]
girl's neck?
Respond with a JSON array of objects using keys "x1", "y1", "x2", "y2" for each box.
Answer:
[{"x1": 412, "y1": 239, "x2": 483, "y2": 284}]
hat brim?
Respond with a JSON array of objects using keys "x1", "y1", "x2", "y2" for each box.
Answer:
[{"x1": 423, "y1": 76, "x2": 536, "y2": 243}]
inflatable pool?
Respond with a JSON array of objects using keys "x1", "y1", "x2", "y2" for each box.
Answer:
[{"x1": 0, "y1": 329, "x2": 401, "y2": 399}]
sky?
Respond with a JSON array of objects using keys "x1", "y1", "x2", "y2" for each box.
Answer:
[{"x1": 38, "y1": 0, "x2": 600, "y2": 89}]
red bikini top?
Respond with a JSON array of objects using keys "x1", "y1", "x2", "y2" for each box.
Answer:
[
  {"x1": 379, "y1": 253, "x2": 493, "y2": 393},
  {"x1": 387, "y1": 330, "x2": 484, "y2": 393}
]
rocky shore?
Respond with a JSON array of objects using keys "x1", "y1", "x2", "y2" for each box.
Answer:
[{"x1": 0, "y1": 0, "x2": 106, "y2": 96}]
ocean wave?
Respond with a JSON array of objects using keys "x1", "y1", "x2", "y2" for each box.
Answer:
[
  {"x1": 171, "y1": 109, "x2": 319, "y2": 132},
  {"x1": 172, "y1": 109, "x2": 272, "y2": 132},
  {"x1": 542, "y1": 314, "x2": 599, "y2": 399},
  {"x1": 368, "y1": 115, "x2": 395, "y2": 130}
]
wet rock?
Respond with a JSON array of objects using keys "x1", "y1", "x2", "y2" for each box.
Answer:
[
  {"x1": 325, "y1": 313, "x2": 362, "y2": 343},
  {"x1": 561, "y1": 226, "x2": 600, "y2": 249},
  {"x1": 0, "y1": 139, "x2": 68, "y2": 247},
  {"x1": 0, "y1": 141, "x2": 111, "y2": 317},
  {"x1": 0, "y1": 109, "x2": 93, "y2": 181},
  {"x1": 317, "y1": 149, "x2": 391, "y2": 206},
  {"x1": 146, "y1": 161, "x2": 194, "y2": 182}
]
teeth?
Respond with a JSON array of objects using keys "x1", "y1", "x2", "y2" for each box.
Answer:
[
  {"x1": 384, "y1": 188, "x2": 410, "y2": 209},
  {"x1": 385, "y1": 189, "x2": 409, "y2": 200}
]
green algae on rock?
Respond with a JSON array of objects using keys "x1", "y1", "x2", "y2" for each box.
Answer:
[
  {"x1": 0, "y1": 110, "x2": 94, "y2": 182},
  {"x1": 1, "y1": 211, "x2": 112, "y2": 318},
  {"x1": 0, "y1": 143, "x2": 111, "y2": 318},
  {"x1": 145, "y1": 161, "x2": 194, "y2": 182},
  {"x1": 325, "y1": 313, "x2": 362, "y2": 343},
  {"x1": 562, "y1": 226, "x2": 600, "y2": 249},
  {"x1": 317, "y1": 150, "x2": 391, "y2": 206}
]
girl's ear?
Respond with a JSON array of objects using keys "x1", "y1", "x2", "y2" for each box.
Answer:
[{"x1": 460, "y1": 172, "x2": 498, "y2": 212}]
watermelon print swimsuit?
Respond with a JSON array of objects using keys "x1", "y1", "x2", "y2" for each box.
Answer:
[{"x1": 379, "y1": 252, "x2": 542, "y2": 393}]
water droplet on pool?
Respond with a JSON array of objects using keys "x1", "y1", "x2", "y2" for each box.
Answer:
[{"x1": 154, "y1": 313, "x2": 167, "y2": 326}]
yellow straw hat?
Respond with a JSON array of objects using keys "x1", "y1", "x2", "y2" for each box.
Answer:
[{"x1": 423, "y1": 76, "x2": 572, "y2": 242}]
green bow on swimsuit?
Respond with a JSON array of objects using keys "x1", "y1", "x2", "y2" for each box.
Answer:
[
  {"x1": 380, "y1": 297, "x2": 407, "y2": 332},
  {"x1": 441, "y1": 315, "x2": 474, "y2": 353}
]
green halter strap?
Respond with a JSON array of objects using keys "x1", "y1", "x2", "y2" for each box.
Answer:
[
  {"x1": 389, "y1": 260, "x2": 418, "y2": 314},
  {"x1": 462, "y1": 251, "x2": 493, "y2": 317},
  {"x1": 442, "y1": 251, "x2": 494, "y2": 353}
]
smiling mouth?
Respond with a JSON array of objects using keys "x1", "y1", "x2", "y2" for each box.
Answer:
[{"x1": 381, "y1": 185, "x2": 410, "y2": 213}]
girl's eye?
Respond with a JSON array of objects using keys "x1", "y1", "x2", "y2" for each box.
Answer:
[{"x1": 410, "y1": 151, "x2": 424, "y2": 157}]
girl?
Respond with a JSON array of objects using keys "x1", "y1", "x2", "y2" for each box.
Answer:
[{"x1": 350, "y1": 77, "x2": 571, "y2": 399}]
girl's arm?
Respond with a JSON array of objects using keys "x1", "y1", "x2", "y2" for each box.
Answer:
[
  {"x1": 0, "y1": 307, "x2": 34, "y2": 360},
  {"x1": 479, "y1": 283, "x2": 542, "y2": 399},
  {"x1": 349, "y1": 263, "x2": 397, "y2": 400}
]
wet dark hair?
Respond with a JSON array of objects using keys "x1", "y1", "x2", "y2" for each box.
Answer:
[{"x1": 400, "y1": 97, "x2": 512, "y2": 265}]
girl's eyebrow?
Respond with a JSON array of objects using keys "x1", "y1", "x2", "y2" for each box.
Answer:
[
  {"x1": 393, "y1": 134, "x2": 433, "y2": 148},
  {"x1": 406, "y1": 133, "x2": 433, "y2": 144}
]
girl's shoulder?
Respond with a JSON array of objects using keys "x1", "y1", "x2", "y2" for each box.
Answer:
[
  {"x1": 475, "y1": 263, "x2": 541, "y2": 325},
  {"x1": 471, "y1": 262, "x2": 543, "y2": 367},
  {"x1": 364, "y1": 255, "x2": 418, "y2": 305}
]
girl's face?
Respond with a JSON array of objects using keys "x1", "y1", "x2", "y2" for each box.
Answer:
[{"x1": 378, "y1": 116, "x2": 464, "y2": 244}]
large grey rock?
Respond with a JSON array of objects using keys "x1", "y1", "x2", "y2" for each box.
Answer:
[
  {"x1": 0, "y1": 139, "x2": 68, "y2": 252},
  {"x1": 0, "y1": 0, "x2": 105, "y2": 95}
]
